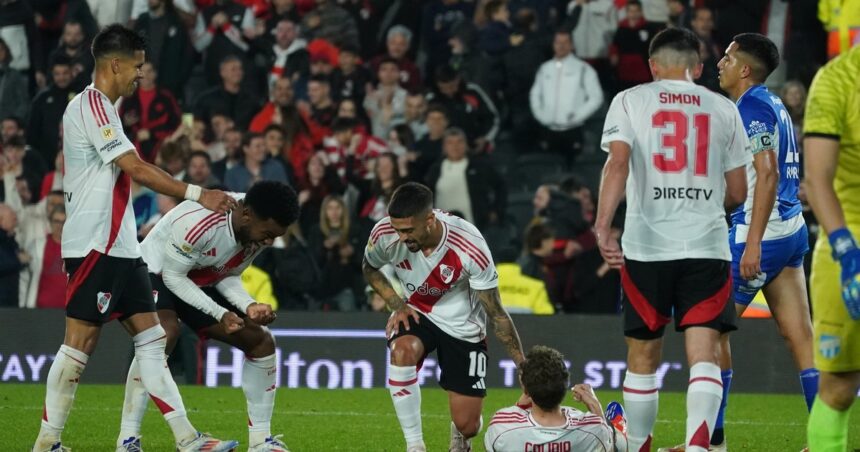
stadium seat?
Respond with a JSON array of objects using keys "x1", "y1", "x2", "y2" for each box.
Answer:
[
  {"x1": 506, "y1": 190, "x2": 536, "y2": 236},
  {"x1": 509, "y1": 153, "x2": 567, "y2": 191}
]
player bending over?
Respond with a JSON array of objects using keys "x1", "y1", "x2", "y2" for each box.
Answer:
[
  {"x1": 362, "y1": 181, "x2": 525, "y2": 452},
  {"x1": 596, "y1": 28, "x2": 750, "y2": 452},
  {"x1": 697, "y1": 33, "x2": 816, "y2": 452},
  {"x1": 117, "y1": 181, "x2": 299, "y2": 452},
  {"x1": 33, "y1": 24, "x2": 238, "y2": 452},
  {"x1": 485, "y1": 345, "x2": 629, "y2": 452}
]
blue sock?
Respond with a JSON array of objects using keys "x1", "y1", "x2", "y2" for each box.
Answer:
[
  {"x1": 711, "y1": 369, "x2": 732, "y2": 445},
  {"x1": 800, "y1": 368, "x2": 820, "y2": 412}
]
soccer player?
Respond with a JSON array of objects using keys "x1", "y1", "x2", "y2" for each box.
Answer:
[
  {"x1": 362, "y1": 182, "x2": 525, "y2": 452},
  {"x1": 803, "y1": 45, "x2": 860, "y2": 451},
  {"x1": 596, "y1": 28, "x2": 751, "y2": 452},
  {"x1": 484, "y1": 345, "x2": 629, "y2": 452},
  {"x1": 32, "y1": 25, "x2": 239, "y2": 452},
  {"x1": 708, "y1": 32, "x2": 817, "y2": 451},
  {"x1": 117, "y1": 180, "x2": 299, "y2": 452}
]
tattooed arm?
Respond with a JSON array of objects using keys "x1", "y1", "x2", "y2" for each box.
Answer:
[
  {"x1": 363, "y1": 257, "x2": 419, "y2": 336},
  {"x1": 476, "y1": 287, "x2": 525, "y2": 365}
]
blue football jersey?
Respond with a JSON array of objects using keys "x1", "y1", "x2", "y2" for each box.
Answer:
[{"x1": 730, "y1": 85, "x2": 803, "y2": 230}]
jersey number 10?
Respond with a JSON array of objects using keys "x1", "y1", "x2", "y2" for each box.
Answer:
[{"x1": 652, "y1": 110, "x2": 711, "y2": 176}]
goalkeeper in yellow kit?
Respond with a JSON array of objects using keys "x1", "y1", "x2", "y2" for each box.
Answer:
[{"x1": 803, "y1": 45, "x2": 860, "y2": 451}]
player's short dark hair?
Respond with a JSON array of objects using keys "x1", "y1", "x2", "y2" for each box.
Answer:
[
  {"x1": 520, "y1": 346, "x2": 569, "y2": 411},
  {"x1": 91, "y1": 24, "x2": 146, "y2": 60},
  {"x1": 648, "y1": 27, "x2": 700, "y2": 59},
  {"x1": 245, "y1": 180, "x2": 300, "y2": 227},
  {"x1": 435, "y1": 65, "x2": 460, "y2": 83},
  {"x1": 388, "y1": 182, "x2": 434, "y2": 218},
  {"x1": 332, "y1": 117, "x2": 357, "y2": 133},
  {"x1": 188, "y1": 150, "x2": 212, "y2": 165},
  {"x1": 732, "y1": 33, "x2": 780, "y2": 82}
]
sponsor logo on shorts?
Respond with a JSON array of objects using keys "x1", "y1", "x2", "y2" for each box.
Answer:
[
  {"x1": 96, "y1": 292, "x2": 112, "y2": 314},
  {"x1": 471, "y1": 378, "x2": 486, "y2": 390},
  {"x1": 440, "y1": 264, "x2": 454, "y2": 284},
  {"x1": 819, "y1": 334, "x2": 841, "y2": 359}
]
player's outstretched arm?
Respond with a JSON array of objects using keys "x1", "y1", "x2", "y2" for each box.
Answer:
[
  {"x1": 595, "y1": 141, "x2": 629, "y2": 269},
  {"x1": 740, "y1": 150, "x2": 778, "y2": 279},
  {"x1": 476, "y1": 287, "x2": 525, "y2": 365},
  {"x1": 114, "y1": 151, "x2": 237, "y2": 214}
]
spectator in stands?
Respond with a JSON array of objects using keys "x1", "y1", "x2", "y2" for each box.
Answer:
[
  {"x1": 1, "y1": 136, "x2": 46, "y2": 202},
  {"x1": 225, "y1": 132, "x2": 290, "y2": 192},
  {"x1": 261, "y1": 19, "x2": 309, "y2": 89},
  {"x1": 204, "y1": 112, "x2": 235, "y2": 162},
  {"x1": 666, "y1": 0, "x2": 691, "y2": 29},
  {"x1": 183, "y1": 151, "x2": 220, "y2": 188},
  {"x1": 427, "y1": 65, "x2": 499, "y2": 152},
  {"x1": 337, "y1": 0, "x2": 386, "y2": 61},
  {"x1": 571, "y1": 216, "x2": 622, "y2": 314},
  {"x1": 255, "y1": 224, "x2": 321, "y2": 309},
  {"x1": 134, "y1": 0, "x2": 195, "y2": 101},
  {"x1": 325, "y1": 117, "x2": 387, "y2": 181},
  {"x1": 305, "y1": 74, "x2": 337, "y2": 131},
  {"x1": 0, "y1": 38, "x2": 30, "y2": 123},
  {"x1": 610, "y1": 1, "x2": 657, "y2": 91},
  {"x1": 410, "y1": 104, "x2": 448, "y2": 182},
  {"x1": 20, "y1": 205, "x2": 65, "y2": 309},
  {"x1": 478, "y1": 0, "x2": 513, "y2": 57},
  {"x1": 691, "y1": 6, "x2": 721, "y2": 92},
  {"x1": 119, "y1": 62, "x2": 181, "y2": 164},
  {"x1": 309, "y1": 52, "x2": 335, "y2": 76},
  {"x1": 530, "y1": 30, "x2": 603, "y2": 166},
  {"x1": 566, "y1": 0, "x2": 617, "y2": 90},
  {"x1": 781, "y1": 80, "x2": 807, "y2": 141},
  {"x1": 330, "y1": 44, "x2": 371, "y2": 104},
  {"x1": 300, "y1": 0, "x2": 359, "y2": 48},
  {"x1": 518, "y1": 221, "x2": 554, "y2": 280},
  {"x1": 250, "y1": 76, "x2": 295, "y2": 132},
  {"x1": 309, "y1": 194, "x2": 363, "y2": 311},
  {"x1": 364, "y1": 58, "x2": 408, "y2": 139},
  {"x1": 265, "y1": 0, "x2": 301, "y2": 31},
  {"x1": 350, "y1": 152, "x2": 404, "y2": 222},
  {"x1": 336, "y1": 98, "x2": 370, "y2": 133},
  {"x1": 47, "y1": 21, "x2": 92, "y2": 92},
  {"x1": 388, "y1": 123, "x2": 416, "y2": 162},
  {"x1": 156, "y1": 139, "x2": 189, "y2": 178},
  {"x1": 263, "y1": 124, "x2": 286, "y2": 160},
  {"x1": 0, "y1": 203, "x2": 22, "y2": 306},
  {"x1": 421, "y1": 0, "x2": 476, "y2": 82},
  {"x1": 296, "y1": 152, "x2": 345, "y2": 234},
  {"x1": 280, "y1": 105, "x2": 317, "y2": 180},
  {"x1": 40, "y1": 152, "x2": 63, "y2": 201},
  {"x1": 1, "y1": 116, "x2": 25, "y2": 145},
  {"x1": 0, "y1": 0, "x2": 45, "y2": 91},
  {"x1": 448, "y1": 19, "x2": 497, "y2": 96},
  {"x1": 194, "y1": 55, "x2": 263, "y2": 129},
  {"x1": 399, "y1": 92, "x2": 428, "y2": 140},
  {"x1": 192, "y1": 0, "x2": 257, "y2": 87},
  {"x1": 4, "y1": 170, "x2": 63, "y2": 258},
  {"x1": 370, "y1": 25, "x2": 422, "y2": 92},
  {"x1": 211, "y1": 126, "x2": 243, "y2": 182},
  {"x1": 504, "y1": 8, "x2": 551, "y2": 143},
  {"x1": 425, "y1": 127, "x2": 505, "y2": 229},
  {"x1": 27, "y1": 56, "x2": 73, "y2": 169}
]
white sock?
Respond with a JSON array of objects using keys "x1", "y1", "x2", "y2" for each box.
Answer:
[
  {"x1": 623, "y1": 371, "x2": 658, "y2": 452},
  {"x1": 389, "y1": 365, "x2": 423, "y2": 446},
  {"x1": 118, "y1": 357, "x2": 150, "y2": 446},
  {"x1": 35, "y1": 345, "x2": 88, "y2": 448},
  {"x1": 244, "y1": 354, "x2": 277, "y2": 446},
  {"x1": 686, "y1": 363, "x2": 723, "y2": 452},
  {"x1": 133, "y1": 325, "x2": 196, "y2": 444}
]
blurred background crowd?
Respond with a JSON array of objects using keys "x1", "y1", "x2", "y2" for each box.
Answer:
[{"x1": 0, "y1": 0, "x2": 847, "y2": 319}]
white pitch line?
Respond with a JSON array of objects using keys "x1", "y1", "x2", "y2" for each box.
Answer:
[{"x1": 2, "y1": 405, "x2": 807, "y2": 427}]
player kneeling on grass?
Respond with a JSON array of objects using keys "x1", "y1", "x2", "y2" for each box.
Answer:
[
  {"x1": 116, "y1": 180, "x2": 299, "y2": 452},
  {"x1": 485, "y1": 345, "x2": 629, "y2": 452}
]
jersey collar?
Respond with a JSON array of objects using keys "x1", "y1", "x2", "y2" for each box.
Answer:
[
  {"x1": 226, "y1": 208, "x2": 237, "y2": 245},
  {"x1": 736, "y1": 84, "x2": 766, "y2": 105}
]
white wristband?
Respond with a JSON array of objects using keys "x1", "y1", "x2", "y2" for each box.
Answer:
[{"x1": 184, "y1": 184, "x2": 202, "y2": 202}]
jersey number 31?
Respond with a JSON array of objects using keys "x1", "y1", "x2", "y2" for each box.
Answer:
[{"x1": 652, "y1": 110, "x2": 711, "y2": 176}]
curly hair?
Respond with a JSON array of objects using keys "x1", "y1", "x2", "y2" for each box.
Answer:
[
  {"x1": 520, "y1": 346, "x2": 569, "y2": 411},
  {"x1": 245, "y1": 181, "x2": 300, "y2": 227}
]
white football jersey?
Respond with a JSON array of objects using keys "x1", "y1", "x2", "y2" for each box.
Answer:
[
  {"x1": 62, "y1": 85, "x2": 138, "y2": 259},
  {"x1": 601, "y1": 80, "x2": 752, "y2": 262},
  {"x1": 364, "y1": 210, "x2": 499, "y2": 343},
  {"x1": 484, "y1": 405, "x2": 615, "y2": 452},
  {"x1": 141, "y1": 194, "x2": 263, "y2": 286}
]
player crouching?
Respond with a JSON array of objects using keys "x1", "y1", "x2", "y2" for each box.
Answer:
[
  {"x1": 485, "y1": 346, "x2": 629, "y2": 452},
  {"x1": 116, "y1": 181, "x2": 299, "y2": 452}
]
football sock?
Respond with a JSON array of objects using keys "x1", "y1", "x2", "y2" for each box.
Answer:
[
  {"x1": 711, "y1": 369, "x2": 732, "y2": 445},
  {"x1": 133, "y1": 325, "x2": 196, "y2": 444},
  {"x1": 686, "y1": 363, "x2": 723, "y2": 452},
  {"x1": 35, "y1": 345, "x2": 88, "y2": 448},
  {"x1": 118, "y1": 357, "x2": 149, "y2": 446},
  {"x1": 799, "y1": 368, "x2": 819, "y2": 412},
  {"x1": 808, "y1": 396, "x2": 849, "y2": 452},
  {"x1": 244, "y1": 353, "x2": 277, "y2": 446},
  {"x1": 622, "y1": 371, "x2": 658, "y2": 452},
  {"x1": 389, "y1": 365, "x2": 423, "y2": 446}
]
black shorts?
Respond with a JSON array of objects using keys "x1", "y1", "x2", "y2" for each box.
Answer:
[
  {"x1": 621, "y1": 258, "x2": 736, "y2": 340},
  {"x1": 150, "y1": 273, "x2": 245, "y2": 335},
  {"x1": 388, "y1": 313, "x2": 488, "y2": 397},
  {"x1": 65, "y1": 251, "x2": 155, "y2": 324}
]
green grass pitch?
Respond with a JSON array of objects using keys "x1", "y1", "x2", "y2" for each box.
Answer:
[{"x1": 2, "y1": 384, "x2": 859, "y2": 451}]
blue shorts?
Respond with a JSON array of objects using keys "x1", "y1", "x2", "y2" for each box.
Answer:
[{"x1": 729, "y1": 223, "x2": 809, "y2": 305}]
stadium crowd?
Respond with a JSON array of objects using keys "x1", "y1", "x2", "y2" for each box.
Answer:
[{"x1": 0, "y1": 0, "x2": 835, "y2": 315}]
